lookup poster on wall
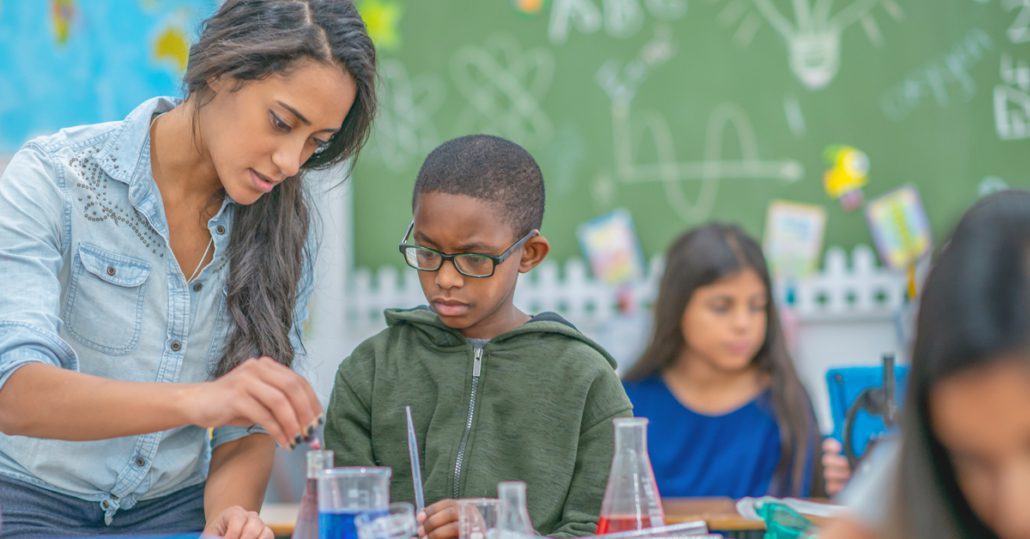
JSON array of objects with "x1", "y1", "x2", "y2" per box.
[
  {"x1": 865, "y1": 185, "x2": 932, "y2": 270},
  {"x1": 763, "y1": 200, "x2": 827, "y2": 278},
  {"x1": 576, "y1": 209, "x2": 645, "y2": 287}
]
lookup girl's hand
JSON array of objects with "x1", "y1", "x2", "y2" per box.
[
  {"x1": 418, "y1": 499, "x2": 460, "y2": 539},
  {"x1": 822, "y1": 437, "x2": 852, "y2": 496},
  {"x1": 202, "y1": 505, "x2": 273, "y2": 539},
  {"x1": 183, "y1": 356, "x2": 322, "y2": 450}
]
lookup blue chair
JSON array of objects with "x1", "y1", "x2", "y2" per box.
[{"x1": 826, "y1": 359, "x2": 909, "y2": 466}]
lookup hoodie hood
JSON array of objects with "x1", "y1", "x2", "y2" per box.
[{"x1": 383, "y1": 306, "x2": 618, "y2": 369}]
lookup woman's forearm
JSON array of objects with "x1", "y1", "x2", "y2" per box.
[
  {"x1": 205, "y1": 434, "x2": 276, "y2": 519},
  {"x1": 0, "y1": 363, "x2": 199, "y2": 439}
]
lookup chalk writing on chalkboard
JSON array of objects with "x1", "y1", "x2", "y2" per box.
[
  {"x1": 994, "y1": 54, "x2": 1030, "y2": 140},
  {"x1": 879, "y1": 29, "x2": 993, "y2": 122},
  {"x1": 716, "y1": 0, "x2": 905, "y2": 90},
  {"x1": 452, "y1": 36, "x2": 555, "y2": 143},
  {"x1": 1004, "y1": 0, "x2": 1030, "y2": 43},
  {"x1": 371, "y1": 60, "x2": 445, "y2": 172},
  {"x1": 783, "y1": 95, "x2": 807, "y2": 137},
  {"x1": 547, "y1": 0, "x2": 688, "y2": 44},
  {"x1": 596, "y1": 27, "x2": 802, "y2": 221}
]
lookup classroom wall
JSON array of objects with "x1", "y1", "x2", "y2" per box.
[
  {"x1": 1, "y1": 0, "x2": 1014, "y2": 503},
  {"x1": 348, "y1": 0, "x2": 1030, "y2": 269}
]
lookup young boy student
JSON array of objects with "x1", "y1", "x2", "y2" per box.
[{"x1": 324, "y1": 134, "x2": 633, "y2": 538}]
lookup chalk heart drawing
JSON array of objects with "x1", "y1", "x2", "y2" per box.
[
  {"x1": 371, "y1": 59, "x2": 445, "y2": 172},
  {"x1": 451, "y1": 36, "x2": 555, "y2": 142},
  {"x1": 713, "y1": 0, "x2": 904, "y2": 90}
]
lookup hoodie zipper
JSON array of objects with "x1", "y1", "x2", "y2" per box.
[{"x1": 452, "y1": 346, "x2": 483, "y2": 498}]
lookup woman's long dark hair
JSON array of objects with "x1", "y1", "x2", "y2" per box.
[
  {"x1": 183, "y1": 0, "x2": 376, "y2": 376},
  {"x1": 887, "y1": 190, "x2": 1030, "y2": 538},
  {"x1": 625, "y1": 223, "x2": 819, "y2": 496}
]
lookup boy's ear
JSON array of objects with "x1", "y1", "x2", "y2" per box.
[{"x1": 518, "y1": 233, "x2": 550, "y2": 273}]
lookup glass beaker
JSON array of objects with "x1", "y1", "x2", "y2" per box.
[
  {"x1": 355, "y1": 502, "x2": 417, "y2": 539},
  {"x1": 458, "y1": 498, "x2": 500, "y2": 539},
  {"x1": 597, "y1": 418, "x2": 665, "y2": 534},
  {"x1": 318, "y1": 467, "x2": 392, "y2": 539},
  {"x1": 491, "y1": 481, "x2": 534, "y2": 539},
  {"x1": 293, "y1": 449, "x2": 335, "y2": 539}
]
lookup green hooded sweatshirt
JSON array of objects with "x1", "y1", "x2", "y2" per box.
[{"x1": 325, "y1": 307, "x2": 633, "y2": 537}]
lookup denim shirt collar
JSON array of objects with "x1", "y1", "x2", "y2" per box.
[
  {"x1": 96, "y1": 96, "x2": 178, "y2": 187},
  {"x1": 97, "y1": 96, "x2": 235, "y2": 238}
]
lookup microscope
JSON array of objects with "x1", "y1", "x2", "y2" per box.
[{"x1": 841, "y1": 352, "x2": 901, "y2": 468}]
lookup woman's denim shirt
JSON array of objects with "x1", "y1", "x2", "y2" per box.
[{"x1": 0, "y1": 97, "x2": 316, "y2": 521}]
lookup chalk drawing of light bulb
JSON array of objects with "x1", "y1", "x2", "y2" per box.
[{"x1": 718, "y1": 0, "x2": 904, "y2": 90}]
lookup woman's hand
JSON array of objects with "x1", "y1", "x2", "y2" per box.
[
  {"x1": 418, "y1": 499, "x2": 460, "y2": 539},
  {"x1": 202, "y1": 505, "x2": 273, "y2": 539},
  {"x1": 822, "y1": 437, "x2": 852, "y2": 496},
  {"x1": 183, "y1": 356, "x2": 322, "y2": 449}
]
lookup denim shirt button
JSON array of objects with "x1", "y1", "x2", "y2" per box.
[
  {"x1": 170, "y1": 340, "x2": 182, "y2": 352},
  {"x1": 192, "y1": 282, "x2": 203, "y2": 292},
  {"x1": 215, "y1": 225, "x2": 225, "y2": 235},
  {"x1": 101, "y1": 500, "x2": 110, "y2": 509},
  {"x1": 134, "y1": 456, "x2": 146, "y2": 467},
  {"x1": 106, "y1": 266, "x2": 116, "y2": 276}
]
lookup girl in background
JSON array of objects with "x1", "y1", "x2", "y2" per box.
[
  {"x1": 624, "y1": 223, "x2": 847, "y2": 498},
  {"x1": 822, "y1": 190, "x2": 1030, "y2": 539}
]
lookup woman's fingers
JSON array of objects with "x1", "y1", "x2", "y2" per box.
[
  {"x1": 252, "y1": 357, "x2": 323, "y2": 435},
  {"x1": 244, "y1": 375, "x2": 305, "y2": 447},
  {"x1": 192, "y1": 357, "x2": 322, "y2": 449}
]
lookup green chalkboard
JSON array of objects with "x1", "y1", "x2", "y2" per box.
[{"x1": 351, "y1": 0, "x2": 1029, "y2": 269}]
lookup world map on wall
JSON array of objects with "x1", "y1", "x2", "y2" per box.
[{"x1": 0, "y1": 0, "x2": 217, "y2": 154}]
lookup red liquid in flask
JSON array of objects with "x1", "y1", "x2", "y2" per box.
[
  {"x1": 597, "y1": 418, "x2": 665, "y2": 535},
  {"x1": 596, "y1": 515, "x2": 659, "y2": 534}
]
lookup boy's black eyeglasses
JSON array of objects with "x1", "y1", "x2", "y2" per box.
[{"x1": 398, "y1": 221, "x2": 538, "y2": 278}]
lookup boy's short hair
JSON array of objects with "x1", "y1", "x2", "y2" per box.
[{"x1": 412, "y1": 134, "x2": 545, "y2": 236}]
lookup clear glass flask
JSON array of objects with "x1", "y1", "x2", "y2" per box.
[
  {"x1": 292, "y1": 449, "x2": 334, "y2": 539},
  {"x1": 597, "y1": 418, "x2": 665, "y2": 534},
  {"x1": 491, "y1": 481, "x2": 534, "y2": 539}
]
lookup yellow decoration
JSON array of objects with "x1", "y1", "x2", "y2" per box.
[
  {"x1": 823, "y1": 146, "x2": 869, "y2": 199},
  {"x1": 516, "y1": 0, "x2": 545, "y2": 14},
  {"x1": 51, "y1": 0, "x2": 76, "y2": 46},
  {"x1": 358, "y1": 0, "x2": 402, "y2": 51},
  {"x1": 154, "y1": 26, "x2": 190, "y2": 74}
]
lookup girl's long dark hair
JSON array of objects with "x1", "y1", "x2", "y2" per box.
[
  {"x1": 887, "y1": 190, "x2": 1030, "y2": 538},
  {"x1": 183, "y1": 0, "x2": 376, "y2": 376},
  {"x1": 625, "y1": 223, "x2": 819, "y2": 496}
]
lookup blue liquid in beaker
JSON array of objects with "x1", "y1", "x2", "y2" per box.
[{"x1": 319, "y1": 508, "x2": 388, "y2": 539}]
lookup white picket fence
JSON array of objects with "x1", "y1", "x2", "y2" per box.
[{"x1": 344, "y1": 244, "x2": 908, "y2": 334}]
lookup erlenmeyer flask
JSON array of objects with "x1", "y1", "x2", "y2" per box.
[
  {"x1": 597, "y1": 417, "x2": 665, "y2": 534},
  {"x1": 492, "y1": 481, "x2": 534, "y2": 539},
  {"x1": 293, "y1": 449, "x2": 334, "y2": 539}
]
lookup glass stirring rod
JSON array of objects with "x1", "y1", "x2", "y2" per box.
[{"x1": 405, "y1": 405, "x2": 426, "y2": 513}]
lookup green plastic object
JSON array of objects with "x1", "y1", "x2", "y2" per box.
[{"x1": 756, "y1": 502, "x2": 817, "y2": 539}]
